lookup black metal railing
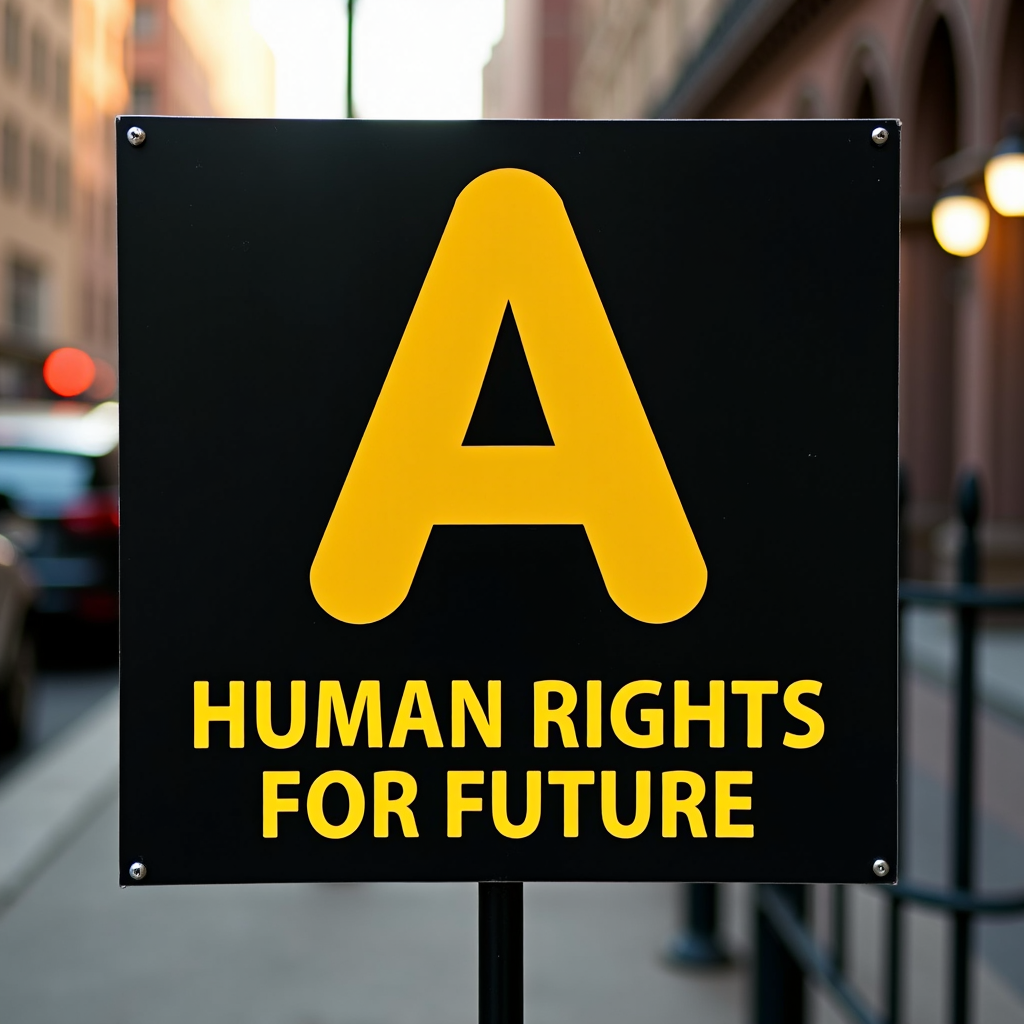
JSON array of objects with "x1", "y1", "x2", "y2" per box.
[
  {"x1": 754, "y1": 470, "x2": 1024, "y2": 1024},
  {"x1": 669, "y1": 470, "x2": 1024, "y2": 1024}
]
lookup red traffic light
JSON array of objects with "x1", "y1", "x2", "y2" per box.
[{"x1": 43, "y1": 347, "x2": 96, "y2": 397}]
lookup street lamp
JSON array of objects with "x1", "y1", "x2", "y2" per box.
[
  {"x1": 932, "y1": 188, "x2": 990, "y2": 257},
  {"x1": 984, "y1": 133, "x2": 1024, "y2": 217},
  {"x1": 930, "y1": 129, "x2": 1024, "y2": 255}
]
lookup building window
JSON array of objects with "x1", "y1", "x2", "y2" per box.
[
  {"x1": 53, "y1": 49, "x2": 68, "y2": 114},
  {"x1": 29, "y1": 26, "x2": 45, "y2": 94},
  {"x1": 3, "y1": 2, "x2": 21, "y2": 74},
  {"x1": 2, "y1": 118, "x2": 20, "y2": 193},
  {"x1": 81, "y1": 186, "x2": 94, "y2": 239},
  {"x1": 134, "y1": 4, "x2": 157, "y2": 40},
  {"x1": 10, "y1": 259, "x2": 42, "y2": 336},
  {"x1": 102, "y1": 195, "x2": 114, "y2": 247},
  {"x1": 80, "y1": 279, "x2": 94, "y2": 340},
  {"x1": 28, "y1": 137, "x2": 45, "y2": 207},
  {"x1": 132, "y1": 79, "x2": 156, "y2": 113},
  {"x1": 102, "y1": 290, "x2": 115, "y2": 341},
  {"x1": 54, "y1": 154, "x2": 68, "y2": 219}
]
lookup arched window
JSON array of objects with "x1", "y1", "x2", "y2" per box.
[
  {"x1": 852, "y1": 78, "x2": 877, "y2": 119},
  {"x1": 901, "y1": 18, "x2": 960, "y2": 532}
]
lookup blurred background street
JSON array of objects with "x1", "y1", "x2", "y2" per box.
[
  {"x1": 0, "y1": 633, "x2": 1021, "y2": 1023},
  {"x1": 1, "y1": 0, "x2": 1024, "y2": 1020}
]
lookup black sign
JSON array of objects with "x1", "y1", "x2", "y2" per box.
[{"x1": 118, "y1": 118, "x2": 899, "y2": 885}]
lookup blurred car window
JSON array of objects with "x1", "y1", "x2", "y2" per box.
[{"x1": 0, "y1": 451, "x2": 94, "y2": 516}]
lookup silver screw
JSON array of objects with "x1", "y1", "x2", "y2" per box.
[
  {"x1": 126, "y1": 126, "x2": 147, "y2": 147},
  {"x1": 128, "y1": 861, "x2": 147, "y2": 881},
  {"x1": 871, "y1": 126, "x2": 889, "y2": 146},
  {"x1": 872, "y1": 858, "x2": 890, "y2": 877}
]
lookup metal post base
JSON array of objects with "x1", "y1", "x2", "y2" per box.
[{"x1": 667, "y1": 883, "x2": 730, "y2": 967}]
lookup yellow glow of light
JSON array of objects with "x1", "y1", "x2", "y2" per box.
[
  {"x1": 984, "y1": 153, "x2": 1024, "y2": 217},
  {"x1": 931, "y1": 194, "x2": 990, "y2": 256}
]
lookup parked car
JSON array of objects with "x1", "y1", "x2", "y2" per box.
[
  {"x1": 0, "y1": 402, "x2": 119, "y2": 644},
  {"x1": 0, "y1": 528, "x2": 35, "y2": 754}
]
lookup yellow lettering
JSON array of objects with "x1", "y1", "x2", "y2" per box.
[
  {"x1": 194, "y1": 680, "x2": 244, "y2": 748},
  {"x1": 674, "y1": 680, "x2": 725, "y2": 747},
  {"x1": 586, "y1": 679, "x2": 602, "y2": 747},
  {"x1": 715, "y1": 770, "x2": 753, "y2": 838},
  {"x1": 661, "y1": 771, "x2": 707, "y2": 837},
  {"x1": 389, "y1": 680, "x2": 443, "y2": 748},
  {"x1": 534, "y1": 680, "x2": 578, "y2": 748},
  {"x1": 451, "y1": 680, "x2": 501, "y2": 747},
  {"x1": 600, "y1": 770, "x2": 651, "y2": 838},
  {"x1": 492, "y1": 771, "x2": 542, "y2": 838},
  {"x1": 610, "y1": 680, "x2": 663, "y2": 748},
  {"x1": 262, "y1": 770, "x2": 299, "y2": 838},
  {"x1": 783, "y1": 680, "x2": 825, "y2": 748},
  {"x1": 309, "y1": 168, "x2": 707, "y2": 626},
  {"x1": 730, "y1": 681, "x2": 778, "y2": 748},
  {"x1": 307, "y1": 770, "x2": 365, "y2": 838},
  {"x1": 316, "y1": 680, "x2": 383, "y2": 747},
  {"x1": 548, "y1": 770, "x2": 595, "y2": 837},
  {"x1": 256, "y1": 680, "x2": 306, "y2": 749},
  {"x1": 447, "y1": 770, "x2": 484, "y2": 837},
  {"x1": 373, "y1": 771, "x2": 419, "y2": 837}
]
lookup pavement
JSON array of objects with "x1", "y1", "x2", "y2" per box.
[
  {"x1": 0, "y1": 634, "x2": 1021, "y2": 1024},
  {"x1": 905, "y1": 605, "x2": 1024, "y2": 723}
]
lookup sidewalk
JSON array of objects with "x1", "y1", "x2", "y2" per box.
[
  {"x1": 905, "y1": 605, "x2": 1024, "y2": 723},
  {"x1": 0, "y1": 800, "x2": 747, "y2": 1024}
]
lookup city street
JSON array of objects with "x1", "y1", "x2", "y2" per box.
[{"x1": 1, "y1": 0, "x2": 1022, "y2": 1020}]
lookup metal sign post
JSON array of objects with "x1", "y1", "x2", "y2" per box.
[{"x1": 479, "y1": 883, "x2": 523, "y2": 1024}]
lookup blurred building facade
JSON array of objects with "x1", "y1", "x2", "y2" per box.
[
  {"x1": 1, "y1": 0, "x2": 273, "y2": 399},
  {"x1": 483, "y1": 0, "x2": 581, "y2": 118},
  {"x1": 486, "y1": 0, "x2": 1024, "y2": 579},
  {"x1": 130, "y1": 0, "x2": 274, "y2": 118},
  {"x1": 73, "y1": 0, "x2": 132, "y2": 373},
  {"x1": 0, "y1": 0, "x2": 74, "y2": 393},
  {"x1": 571, "y1": 0, "x2": 727, "y2": 119}
]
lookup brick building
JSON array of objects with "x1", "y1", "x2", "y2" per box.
[
  {"x1": 73, "y1": 0, "x2": 132, "y2": 375},
  {"x1": 484, "y1": 0, "x2": 581, "y2": 118},
  {"x1": 1, "y1": 0, "x2": 273, "y2": 401},
  {"x1": 487, "y1": 0, "x2": 1024, "y2": 579},
  {"x1": 129, "y1": 0, "x2": 274, "y2": 119},
  {"x1": 0, "y1": 0, "x2": 74, "y2": 393}
]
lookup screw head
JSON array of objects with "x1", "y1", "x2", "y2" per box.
[
  {"x1": 871, "y1": 126, "x2": 889, "y2": 146},
  {"x1": 872, "y1": 858, "x2": 890, "y2": 877},
  {"x1": 128, "y1": 861, "x2": 147, "y2": 881},
  {"x1": 126, "y1": 126, "x2": 147, "y2": 147}
]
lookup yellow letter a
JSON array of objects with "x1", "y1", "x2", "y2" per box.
[{"x1": 310, "y1": 168, "x2": 706, "y2": 624}]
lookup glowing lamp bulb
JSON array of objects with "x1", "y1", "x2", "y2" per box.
[
  {"x1": 43, "y1": 347, "x2": 96, "y2": 397},
  {"x1": 931, "y1": 192, "x2": 990, "y2": 257},
  {"x1": 984, "y1": 137, "x2": 1024, "y2": 217}
]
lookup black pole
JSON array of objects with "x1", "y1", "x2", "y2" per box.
[
  {"x1": 831, "y1": 885, "x2": 845, "y2": 971},
  {"x1": 346, "y1": 0, "x2": 355, "y2": 118},
  {"x1": 753, "y1": 884, "x2": 806, "y2": 1024},
  {"x1": 479, "y1": 882, "x2": 523, "y2": 1024},
  {"x1": 668, "y1": 883, "x2": 728, "y2": 965},
  {"x1": 951, "y1": 471, "x2": 979, "y2": 1024}
]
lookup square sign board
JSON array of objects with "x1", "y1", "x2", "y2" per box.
[{"x1": 118, "y1": 118, "x2": 898, "y2": 886}]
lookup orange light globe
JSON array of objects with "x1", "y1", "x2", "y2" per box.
[{"x1": 43, "y1": 347, "x2": 96, "y2": 397}]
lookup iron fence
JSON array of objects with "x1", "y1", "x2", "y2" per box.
[{"x1": 670, "y1": 470, "x2": 1024, "y2": 1024}]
